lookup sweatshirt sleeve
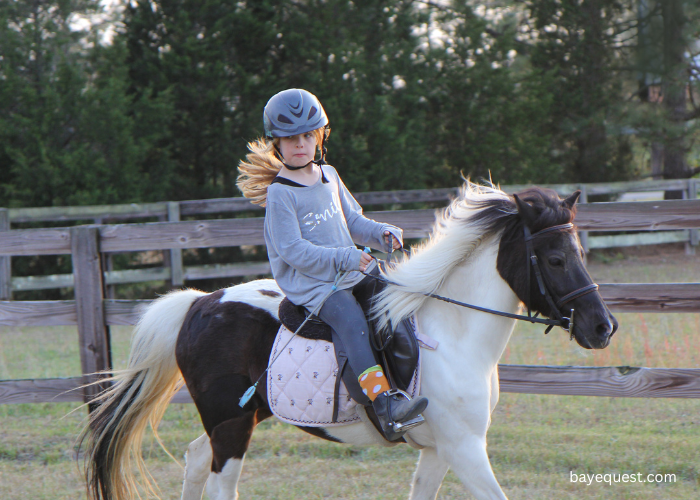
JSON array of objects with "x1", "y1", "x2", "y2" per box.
[
  {"x1": 334, "y1": 171, "x2": 404, "y2": 252},
  {"x1": 266, "y1": 199, "x2": 363, "y2": 281}
]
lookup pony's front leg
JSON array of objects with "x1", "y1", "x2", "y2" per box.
[
  {"x1": 425, "y1": 382, "x2": 508, "y2": 500},
  {"x1": 408, "y1": 446, "x2": 449, "y2": 500},
  {"x1": 439, "y1": 434, "x2": 508, "y2": 500},
  {"x1": 181, "y1": 433, "x2": 212, "y2": 500}
]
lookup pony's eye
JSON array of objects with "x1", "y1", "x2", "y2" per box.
[{"x1": 548, "y1": 256, "x2": 564, "y2": 267}]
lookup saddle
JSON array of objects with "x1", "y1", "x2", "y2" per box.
[{"x1": 277, "y1": 291, "x2": 419, "y2": 418}]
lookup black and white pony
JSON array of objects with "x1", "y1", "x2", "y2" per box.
[{"x1": 80, "y1": 183, "x2": 617, "y2": 500}]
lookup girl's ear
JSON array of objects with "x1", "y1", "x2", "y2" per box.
[
  {"x1": 513, "y1": 194, "x2": 538, "y2": 228},
  {"x1": 562, "y1": 190, "x2": 581, "y2": 209}
]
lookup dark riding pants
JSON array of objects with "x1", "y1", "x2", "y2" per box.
[{"x1": 317, "y1": 268, "x2": 384, "y2": 378}]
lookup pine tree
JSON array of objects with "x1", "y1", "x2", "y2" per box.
[
  {"x1": 523, "y1": 0, "x2": 634, "y2": 183},
  {"x1": 0, "y1": 0, "x2": 168, "y2": 207}
]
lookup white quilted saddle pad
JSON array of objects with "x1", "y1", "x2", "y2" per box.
[{"x1": 267, "y1": 318, "x2": 429, "y2": 427}]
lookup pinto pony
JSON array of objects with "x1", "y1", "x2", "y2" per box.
[{"x1": 80, "y1": 183, "x2": 617, "y2": 500}]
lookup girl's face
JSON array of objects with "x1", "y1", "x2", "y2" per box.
[{"x1": 278, "y1": 132, "x2": 318, "y2": 168}]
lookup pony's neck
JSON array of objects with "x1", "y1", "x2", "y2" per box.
[{"x1": 418, "y1": 239, "x2": 521, "y2": 367}]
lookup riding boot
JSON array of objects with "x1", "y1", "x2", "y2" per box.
[{"x1": 372, "y1": 391, "x2": 428, "y2": 441}]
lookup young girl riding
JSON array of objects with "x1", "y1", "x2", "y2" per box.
[{"x1": 237, "y1": 88, "x2": 428, "y2": 440}]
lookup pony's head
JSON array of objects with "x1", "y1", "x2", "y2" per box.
[
  {"x1": 470, "y1": 185, "x2": 617, "y2": 349},
  {"x1": 376, "y1": 182, "x2": 617, "y2": 349}
]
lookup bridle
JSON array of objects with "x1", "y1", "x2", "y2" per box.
[
  {"x1": 370, "y1": 221, "x2": 599, "y2": 337},
  {"x1": 522, "y1": 222, "x2": 599, "y2": 336}
]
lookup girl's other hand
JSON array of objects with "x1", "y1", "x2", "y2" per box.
[
  {"x1": 359, "y1": 250, "x2": 372, "y2": 272},
  {"x1": 384, "y1": 231, "x2": 402, "y2": 250}
]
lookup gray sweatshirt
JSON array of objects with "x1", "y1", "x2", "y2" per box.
[{"x1": 264, "y1": 165, "x2": 403, "y2": 311}]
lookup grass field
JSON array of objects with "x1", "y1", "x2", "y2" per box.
[{"x1": 0, "y1": 245, "x2": 698, "y2": 499}]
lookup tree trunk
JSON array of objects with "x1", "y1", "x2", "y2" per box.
[
  {"x1": 574, "y1": 0, "x2": 609, "y2": 183},
  {"x1": 650, "y1": 142, "x2": 663, "y2": 180},
  {"x1": 661, "y1": 0, "x2": 689, "y2": 200}
]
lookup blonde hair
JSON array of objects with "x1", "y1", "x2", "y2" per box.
[{"x1": 236, "y1": 127, "x2": 327, "y2": 206}]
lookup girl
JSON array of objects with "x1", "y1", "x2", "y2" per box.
[{"x1": 237, "y1": 88, "x2": 427, "y2": 440}]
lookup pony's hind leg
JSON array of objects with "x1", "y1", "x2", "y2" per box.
[
  {"x1": 205, "y1": 409, "x2": 270, "y2": 500},
  {"x1": 409, "y1": 447, "x2": 450, "y2": 500},
  {"x1": 182, "y1": 433, "x2": 212, "y2": 500}
]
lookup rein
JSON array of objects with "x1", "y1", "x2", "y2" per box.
[{"x1": 370, "y1": 222, "x2": 599, "y2": 336}]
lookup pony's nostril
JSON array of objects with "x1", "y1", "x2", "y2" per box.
[{"x1": 596, "y1": 320, "x2": 612, "y2": 338}]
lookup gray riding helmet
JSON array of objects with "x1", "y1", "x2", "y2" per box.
[{"x1": 263, "y1": 89, "x2": 328, "y2": 138}]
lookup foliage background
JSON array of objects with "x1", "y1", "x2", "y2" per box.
[
  {"x1": 1, "y1": 0, "x2": 698, "y2": 208},
  {"x1": 0, "y1": 0, "x2": 698, "y2": 300}
]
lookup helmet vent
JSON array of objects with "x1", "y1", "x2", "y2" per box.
[{"x1": 277, "y1": 114, "x2": 294, "y2": 124}]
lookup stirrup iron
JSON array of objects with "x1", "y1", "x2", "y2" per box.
[{"x1": 385, "y1": 389, "x2": 426, "y2": 431}]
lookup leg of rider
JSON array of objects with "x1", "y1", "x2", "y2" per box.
[
  {"x1": 318, "y1": 287, "x2": 427, "y2": 435},
  {"x1": 317, "y1": 288, "x2": 383, "y2": 391}
]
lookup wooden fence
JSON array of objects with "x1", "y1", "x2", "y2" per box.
[
  {"x1": 1, "y1": 179, "x2": 698, "y2": 297},
  {"x1": 0, "y1": 191, "x2": 699, "y2": 405}
]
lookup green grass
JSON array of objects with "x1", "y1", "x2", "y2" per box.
[{"x1": 0, "y1": 245, "x2": 698, "y2": 499}]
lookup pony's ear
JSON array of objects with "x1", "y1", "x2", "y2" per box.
[
  {"x1": 513, "y1": 194, "x2": 538, "y2": 228},
  {"x1": 562, "y1": 190, "x2": 581, "y2": 209}
]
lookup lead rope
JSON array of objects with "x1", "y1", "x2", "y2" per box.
[{"x1": 239, "y1": 270, "x2": 348, "y2": 408}]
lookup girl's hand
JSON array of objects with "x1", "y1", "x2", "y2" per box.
[
  {"x1": 384, "y1": 231, "x2": 402, "y2": 251},
  {"x1": 359, "y1": 251, "x2": 373, "y2": 272}
]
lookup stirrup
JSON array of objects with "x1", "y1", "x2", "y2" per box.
[{"x1": 385, "y1": 389, "x2": 426, "y2": 432}]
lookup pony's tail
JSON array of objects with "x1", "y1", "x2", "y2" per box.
[{"x1": 80, "y1": 289, "x2": 206, "y2": 500}]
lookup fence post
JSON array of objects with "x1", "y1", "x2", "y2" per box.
[
  {"x1": 688, "y1": 179, "x2": 698, "y2": 255},
  {"x1": 71, "y1": 226, "x2": 112, "y2": 407},
  {"x1": 578, "y1": 185, "x2": 589, "y2": 262},
  {"x1": 0, "y1": 209, "x2": 11, "y2": 300},
  {"x1": 168, "y1": 201, "x2": 184, "y2": 287}
]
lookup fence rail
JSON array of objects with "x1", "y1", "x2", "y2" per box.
[
  {"x1": 5, "y1": 178, "x2": 698, "y2": 223},
  {"x1": 2, "y1": 282, "x2": 699, "y2": 330},
  {"x1": 1, "y1": 180, "x2": 698, "y2": 295},
  {"x1": 0, "y1": 183, "x2": 698, "y2": 405},
  {"x1": 3, "y1": 200, "x2": 700, "y2": 257},
  {"x1": 1, "y1": 200, "x2": 699, "y2": 295},
  {"x1": 2, "y1": 364, "x2": 700, "y2": 405}
]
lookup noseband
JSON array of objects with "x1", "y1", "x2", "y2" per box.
[{"x1": 523, "y1": 223, "x2": 599, "y2": 335}]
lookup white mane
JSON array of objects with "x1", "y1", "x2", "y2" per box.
[{"x1": 373, "y1": 182, "x2": 514, "y2": 330}]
